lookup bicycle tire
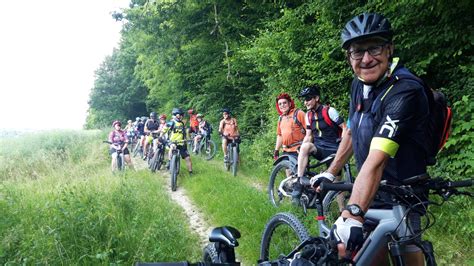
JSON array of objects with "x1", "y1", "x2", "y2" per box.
[
  {"x1": 156, "y1": 149, "x2": 164, "y2": 170},
  {"x1": 231, "y1": 146, "x2": 238, "y2": 176},
  {"x1": 200, "y1": 139, "x2": 217, "y2": 160},
  {"x1": 117, "y1": 154, "x2": 123, "y2": 171},
  {"x1": 170, "y1": 154, "x2": 178, "y2": 191},
  {"x1": 322, "y1": 190, "x2": 348, "y2": 232},
  {"x1": 133, "y1": 142, "x2": 142, "y2": 158},
  {"x1": 202, "y1": 243, "x2": 219, "y2": 263},
  {"x1": 268, "y1": 159, "x2": 294, "y2": 207},
  {"x1": 150, "y1": 150, "x2": 159, "y2": 172},
  {"x1": 259, "y1": 212, "x2": 310, "y2": 262},
  {"x1": 224, "y1": 145, "x2": 231, "y2": 171}
]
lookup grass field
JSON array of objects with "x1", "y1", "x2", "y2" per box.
[{"x1": 1, "y1": 130, "x2": 472, "y2": 265}]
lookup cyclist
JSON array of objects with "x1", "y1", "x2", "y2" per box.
[
  {"x1": 291, "y1": 85, "x2": 345, "y2": 204},
  {"x1": 218, "y1": 108, "x2": 240, "y2": 162},
  {"x1": 124, "y1": 119, "x2": 135, "y2": 143},
  {"x1": 162, "y1": 108, "x2": 193, "y2": 175},
  {"x1": 192, "y1": 113, "x2": 212, "y2": 154},
  {"x1": 136, "y1": 116, "x2": 146, "y2": 151},
  {"x1": 187, "y1": 109, "x2": 199, "y2": 136},
  {"x1": 108, "y1": 120, "x2": 134, "y2": 170},
  {"x1": 143, "y1": 112, "x2": 160, "y2": 160},
  {"x1": 274, "y1": 93, "x2": 306, "y2": 160},
  {"x1": 311, "y1": 13, "x2": 430, "y2": 264}
]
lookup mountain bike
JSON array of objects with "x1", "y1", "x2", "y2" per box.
[
  {"x1": 136, "y1": 226, "x2": 241, "y2": 266},
  {"x1": 132, "y1": 136, "x2": 143, "y2": 158},
  {"x1": 104, "y1": 140, "x2": 125, "y2": 172},
  {"x1": 224, "y1": 137, "x2": 240, "y2": 176},
  {"x1": 196, "y1": 133, "x2": 217, "y2": 160},
  {"x1": 268, "y1": 154, "x2": 353, "y2": 222},
  {"x1": 149, "y1": 137, "x2": 166, "y2": 172},
  {"x1": 168, "y1": 139, "x2": 190, "y2": 191},
  {"x1": 259, "y1": 175, "x2": 473, "y2": 265}
]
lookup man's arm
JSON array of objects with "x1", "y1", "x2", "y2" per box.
[
  {"x1": 275, "y1": 135, "x2": 283, "y2": 151},
  {"x1": 342, "y1": 149, "x2": 389, "y2": 222}
]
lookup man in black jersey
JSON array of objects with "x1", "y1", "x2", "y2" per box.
[{"x1": 310, "y1": 13, "x2": 429, "y2": 264}]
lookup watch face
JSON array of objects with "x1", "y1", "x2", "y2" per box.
[{"x1": 348, "y1": 205, "x2": 361, "y2": 215}]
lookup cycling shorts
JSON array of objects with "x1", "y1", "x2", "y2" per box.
[{"x1": 175, "y1": 145, "x2": 190, "y2": 159}]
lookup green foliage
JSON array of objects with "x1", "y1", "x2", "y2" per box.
[{"x1": 431, "y1": 96, "x2": 474, "y2": 177}]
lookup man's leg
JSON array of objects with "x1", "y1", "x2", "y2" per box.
[
  {"x1": 222, "y1": 138, "x2": 228, "y2": 161},
  {"x1": 292, "y1": 143, "x2": 317, "y2": 205}
]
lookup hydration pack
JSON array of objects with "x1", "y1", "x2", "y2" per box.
[
  {"x1": 278, "y1": 108, "x2": 305, "y2": 134},
  {"x1": 377, "y1": 74, "x2": 453, "y2": 166}
]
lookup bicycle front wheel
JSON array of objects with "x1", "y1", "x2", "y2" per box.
[
  {"x1": 231, "y1": 146, "x2": 238, "y2": 176},
  {"x1": 156, "y1": 149, "x2": 164, "y2": 170},
  {"x1": 170, "y1": 154, "x2": 178, "y2": 191},
  {"x1": 133, "y1": 142, "x2": 142, "y2": 158},
  {"x1": 203, "y1": 243, "x2": 219, "y2": 263},
  {"x1": 268, "y1": 159, "x2": 294, "y2": 207},
  {"x1": 200, "y1": 139, "x2": 217, "y2": 160},
  {"x1": 260, "y1": 212, "x2": 310, "y2": 262},
  {"x1": 322, "y1": 190, "x2": 348, "y2": 235},
  {"x1": 150, "y1": 150, "x2": 159, "y2": 172}
]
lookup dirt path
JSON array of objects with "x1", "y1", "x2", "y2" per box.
[{"x1": 134, "y1": 158, "x2": 213, "y2": 247}]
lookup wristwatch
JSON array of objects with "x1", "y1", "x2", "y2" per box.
[{"x1": 345, "y1": 204, "x2": 365, "y2": 218}]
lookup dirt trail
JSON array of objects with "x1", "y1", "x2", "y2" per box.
[{"x1": 134, "y1": 158, "x2": 213, "y2": 247}]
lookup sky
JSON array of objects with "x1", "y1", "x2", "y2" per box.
[{"x1": 0, "y1": 0, "x2": 130, "y2": 130}]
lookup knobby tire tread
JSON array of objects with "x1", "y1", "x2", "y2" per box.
[
  {"x1": 268, "y1": 159, "x2": 293, "y2": 207},
  {"x1": 260, "y1": 212, "x2": 310, "y2": 262}
]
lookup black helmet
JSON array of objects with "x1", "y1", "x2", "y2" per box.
[
  {"x1": 299, "y1": 85, "x2": 321, "y2": 98},
  {"x1": 172, "y1": 108, "x2": 184, "y2": 115},
  {"x1": 150, "y1": 112, "x2": 157, "y2": 118},
  {"x1": 341, "y1": 13, "x2": 393, "y2": 50},
  {"x1": 222, "y1": 108, "x2": 231, "y2": 114}
]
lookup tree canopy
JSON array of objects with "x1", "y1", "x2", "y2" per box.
[{"x1": 86, "y1": 0, "x2": 474, "y2": 175}]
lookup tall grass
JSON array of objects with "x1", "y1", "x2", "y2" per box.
[
  {"x1": 0, "y1": 130, "x2": 201, "y2": 264},
  {"x1": 1, "y1": 131, "x2": 472, "y2": 264}
]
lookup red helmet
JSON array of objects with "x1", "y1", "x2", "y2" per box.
[
  {"x1": 275, "y1": 93, "x2": 295, "y2": 115},
  {"x1": 112, "y1": 120, "x2": 122, "y2": 127},
  {"x1": 159, "y1": 114, "x2": 167, "y2": 120},
  {"x1": 187, "y1": 109, "x2": 194, "y2": 114}
]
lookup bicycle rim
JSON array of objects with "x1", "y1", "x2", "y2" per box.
[
  {"x1": 200, "y1": 140, "x2": 216, "y2": 160},
  {"x1": 322, "y1": 190, "x2": 348, "y2": 235},
  {"x1": 260, "y1": 212, "x2": 310, "y2": 262},
  {"x1": 232, "y1": 146, "x2": 238, "y2": 176},
  {"x1": 268, "y1": 160, "x2": 294, "y2": 207}
]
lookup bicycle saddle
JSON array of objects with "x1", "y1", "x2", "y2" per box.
[{"x1": 208, "y1": 226, "x2": 241, "y2": 247}]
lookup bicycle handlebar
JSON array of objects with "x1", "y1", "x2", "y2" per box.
[{"x1": 320, "y1": 178, "x2": 473, "y2": 196}]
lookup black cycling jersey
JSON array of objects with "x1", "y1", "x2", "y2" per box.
[
  {"x1": 348, "y1": 62, "x2": 430, "y2": 184},
  {"x1": 145, "y1": 119, "x2": 159, "y2": 132},
  {"x1": 306, "y1": 105, "x2": 344, "y2": 151}
]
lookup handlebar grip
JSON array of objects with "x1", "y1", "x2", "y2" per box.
[
  {"x1": 446, "y1": 179, "x2": 473, "y2": 188},
  {"x1": 320, "y1": 182, "x2": 353, "y2": 192}
]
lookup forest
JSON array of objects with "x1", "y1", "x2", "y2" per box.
[{"x1": 86, "y1": 0, "x2": 473, "y2": 178}]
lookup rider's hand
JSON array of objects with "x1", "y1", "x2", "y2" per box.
[
  {"x1": 310, "y1": 172, "x2": 335, "y2": 189},
  {"x1": 273, "y1": 150, "x2": 279, "y2": 160},
  {"x1": 330, "y1": 216, "x2": 364, "y2": 256}
]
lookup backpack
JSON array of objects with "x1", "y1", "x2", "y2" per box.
[
  {"x1": 321, "y1": 105, "x2": 343, "y2": 138},
  {"x1": 278, "y1": 108, "x2": 305, "y2": 134},
  {"x1": 378, "y1": 74, "x2": 453, "y2": 166}
]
